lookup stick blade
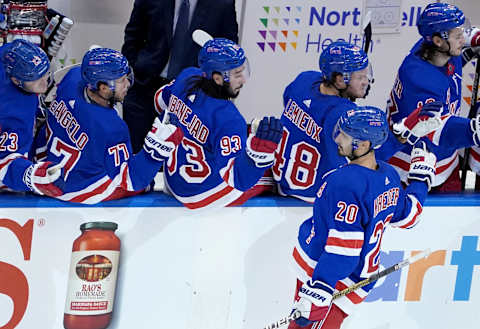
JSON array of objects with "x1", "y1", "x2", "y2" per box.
[
  {"x1": 362, "y1": 10, "x2": 372, "y2": 31},
  {"x1": 192, "y1": 29, "x2": 213, "y2": 47},
  {"x1": 409, "y1": 248, "x2": 431, "y2": 264}
]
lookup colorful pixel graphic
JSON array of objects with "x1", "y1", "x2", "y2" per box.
[{"x1": 257, "y1": 5, "x2": 301, "y2": 52}]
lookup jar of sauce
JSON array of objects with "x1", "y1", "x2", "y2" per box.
[{"x1": 64, "y1": 221, "x2": 120, "y2": 329}]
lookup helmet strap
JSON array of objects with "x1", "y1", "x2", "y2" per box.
[
  {"x1": 85, "y1": 86, "x2": 116, "y2": 108},
  {"x1": 347, "y1": 140, "x2": 373, "y2": 161}
]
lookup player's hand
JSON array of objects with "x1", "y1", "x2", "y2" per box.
[
  {"x1": 143, "y1": 117, "x2": 184, "y2": 162},
  {"x1": 292, "y1": 279, "x2": 333, "y2": 327},
  {"x1": 23, "y1": 162, "x2": 65, "y2": 197},
  {"x1": 465, "y1": 27, "x2": 480, "y2": 48},
  {"x1": 393, "y1": 101, "x2": 443, "y2": 145},
  {"x1": 408, "y1": 141, "x2": 436, "y2": 191},
  {"x1": 246, "y1": 116, "x2": 283, "y2": 168}
]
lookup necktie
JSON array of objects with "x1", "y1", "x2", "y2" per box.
[{"x1": 167, "y1": 0, "x2": 190, "y2": 79}]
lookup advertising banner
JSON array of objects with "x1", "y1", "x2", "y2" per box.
[
  {"x1": 235, "y1": 0, "x2": 443, "y2": 121},
  {"x1": 1, "y1": 196, "x2": 480, "y2": 329}
]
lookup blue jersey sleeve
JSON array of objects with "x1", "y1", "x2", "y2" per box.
[
  {"x1": 103, "y1": 128, "x2": 162, "y2": 191},
  {"x1": 376, "y1": 130, "x2": 407, "y2": 161},
  {"x1": 214, "y1": 116, "x2": 267, "y2": 192},
  {"x1": 390, "y1": 181, "x2": 427, "y2": 229},
  {"x1": 431, "y1": 115, "x2": 477, "y2": 149},
  {"x1": 0, "y1": 92, "x2": 40, "y2": 192}
]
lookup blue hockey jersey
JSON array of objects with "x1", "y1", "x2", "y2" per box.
[
  {"x1": 387, "y1": 38, "x2": 468, "y2": 186},
  {"x1": 273, "y1": 71, "x2": 403, "y2": 202},
  {"x1": 292, "y1": 161, "x2": 427, "y2": 315},
  {"x1": 154, "y1": 67, "x2": 268, "y2": 209},
  {"x1": 45, "y1": 67, "x2": 162, "y2": 204},
  {"x1": 0, "y1": 73, "x2": 45, "y2": 192},
  {"x1": 273, "y1": 71, "x2": 356, "y2": 203}
]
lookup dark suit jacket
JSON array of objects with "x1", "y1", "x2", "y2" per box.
[{"x1": 121, "y1": 0, "x2": 239, "y2": 86}]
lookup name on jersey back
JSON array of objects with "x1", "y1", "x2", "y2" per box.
[
  {"x1": 167, "y1": 95, "x2": 209, "y2": 144},
  {"x1": 283, "y1": 99, "x2": 322, "y2": 143},
  {"x1": 49, "y1": 100, "x2": 89, "y2": 150}
]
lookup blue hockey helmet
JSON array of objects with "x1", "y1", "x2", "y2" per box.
[
  {"x1": 1, "y1": 39, "x2": 49, "y2": 84},
  {"x1": 81, "y1": 47, "x2": 133, "y2": 91},
  {"x1": 319, "y1": 41, "x2": 368, "y2": 84},
  {"x1": 333, "y1": 106, "x2": 388, "y2": 151},
  {"x1": 198, "y1": 38, "x2": 247, "y2": 82},
  {"x1": 417, "y1": 3, "x2": 465, "y2": 42}
]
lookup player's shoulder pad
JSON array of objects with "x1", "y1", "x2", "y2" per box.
[
  {"x1": 292, "y1": 70, "x2": 323, "y2": 86},
  {"x1": 212, "y1": 100, "x2": 245, "y2": 128},
  {"x1": 323, "y1": 165, "x2": 360, "y2": 190},
  {"x1": 377, "y1": 160, "x2": 402, "y2": 181},
  {"x1": 58, "y1": 66, "x2": 83, "y2": 90},
  {"x1": 176, "y1": 67, "x2": 203, "y2": 84},
  {"x1": 0, "y1": 79, "x2": 38, "y2": 117},
  {"x1": 55, "y1": 66, "x2": 84, "y2": 101},
  {"x1": 400, "y1": 53, "x2": 449, "y2": 93}
]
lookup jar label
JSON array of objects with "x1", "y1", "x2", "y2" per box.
[{"x1": 64, "y1": 250, "x2": 120, "y2": 315}]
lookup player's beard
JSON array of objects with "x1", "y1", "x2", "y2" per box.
[{"x1": 224, "y1": 82, "x2": 241, "y2": 99}]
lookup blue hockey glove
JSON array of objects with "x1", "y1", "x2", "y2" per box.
[
  {"x1": 143, "y1": 117, "x2": 184, "y2": 162},
  {"x1": 408, "y1": 141, "x2": 437, "y2": 191},
  {"x1": 393, "y1": 101, "x2": 443, "y2": 145},
  {"x1": 246, "y1": 116, "x2": 283, "y2": 168},
  {"x1": 292, "y1": 279, "x2": 333, "y2": 327},
  {"x1": 23, "y1": 161, "x2": 65, "y2": 197}
]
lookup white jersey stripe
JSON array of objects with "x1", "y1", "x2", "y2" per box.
[{"x1": 390, "y1": 194, "x2": 422, "y2": 229}]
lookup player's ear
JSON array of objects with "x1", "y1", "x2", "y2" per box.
[
  {"x1": 358, "y1": 140, "x2": 371, "y2": 153},
  {"x1": 97, "y1": 82, "x2": 110, "y2": 94},
  {"x1": 212, "y1": 72, "x2": 224, "y2": 86},
  {"x1": 10, "y1": 77, "x2": 20, "y2": 87},
  {"x1": 333, "y1": 73, "x2": 346, "y2": 89},
  {"x1": 432, "y1": 35, "x2": 445, "y2": 48}
]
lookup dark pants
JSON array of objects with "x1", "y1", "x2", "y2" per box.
[{"x1": 123, "y1": 77, "x2": 169, "y2": 154}]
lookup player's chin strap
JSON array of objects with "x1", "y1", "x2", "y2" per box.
[
  {"x1": 84, "y1": 86, "x2": 116, "y2": 108},
  {"x1": 346, "y1": 140, "x2": 373, "y2": 161}
]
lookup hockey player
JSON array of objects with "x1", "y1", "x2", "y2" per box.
[
  {"x1": 154, "y1": 38, "x2": 283, "y2": 209},
  {"x1": 0, "y1": 39, "x2": 64, "y2": 197},
  {"x1": 44, "y1": 47, "x2": 183, "y2": 204},
  {"x1": 273, "y1": 41, "x2": 441, "y2": 202},
  {"x1": 387, "y1": 2, "x2": 480, "y2": 192},
  {"x1": 288, "y1": 106, "x2": 435, "y2": 329}
]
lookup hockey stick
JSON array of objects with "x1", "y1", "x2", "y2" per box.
[
  {"x1": 461, "y1": 56, "x2": 480, "y2": 190},
  {"x1": 362, "y1": 11, "x2": 373, "y2": 98},
  {"x1": 362, "y1": 11, "x2": 372, "y2": 54},
  {"x1": 262, "y1": 249, "x2": 431, "y2": 329}
]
